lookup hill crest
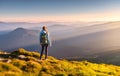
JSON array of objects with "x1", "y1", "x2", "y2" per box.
[{"x1": 0, "y1": 48, "x2": 120, "y2": 76}]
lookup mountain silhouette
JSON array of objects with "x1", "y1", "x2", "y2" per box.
[{"x1": 0, "y1": 28, "x2": 39, "y2": 51}]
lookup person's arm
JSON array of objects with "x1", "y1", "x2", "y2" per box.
[
  {"x1": 39, "y1": 32, "x2": 42, "y2": 44},
  {"x1": 48, "y1": 32, "x2": 52, "y2": 47}
]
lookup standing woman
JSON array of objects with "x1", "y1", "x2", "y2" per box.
[{"x1": 39, "y1": 26, "x2": 51, "y2": 60}]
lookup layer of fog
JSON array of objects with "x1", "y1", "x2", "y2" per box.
[{"x1": 0, "y1": 21, "x2": 120, "y2": 58}]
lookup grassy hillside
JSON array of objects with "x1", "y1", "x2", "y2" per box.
[{"x1": 0, "y1": 48, "x2": 120, "y2": 76}]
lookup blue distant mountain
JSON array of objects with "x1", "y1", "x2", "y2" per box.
[{"x1": 0, "y1": 28, "x2": 40, "y2": 51}]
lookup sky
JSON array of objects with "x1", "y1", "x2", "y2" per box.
[{"x1": 0, "y1": 0, "x2": 120, "y2": 22}]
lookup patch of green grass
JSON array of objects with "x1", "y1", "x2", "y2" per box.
[
  {"x1": 22, "y1": 60, "x2": 42, "y2": 73},
  {"x1": 0, "y1": 62, "x2": 22, "y2": 73},
  {"x1": 0, "y1": 48, "x2": 120, "y2": 76},
  {"x1": 11, "y1": 59, "x2": 26, "y2": 69},
  {"x1": 11, "y1": 48, "x2": 40, "y2": 58}
]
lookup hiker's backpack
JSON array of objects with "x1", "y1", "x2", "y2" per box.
[{"x1": 41, "y1": 32, "x2": 48, "y2": 44}]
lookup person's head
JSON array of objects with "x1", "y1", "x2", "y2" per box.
[{"x1": 42, "y1": 26, "x2": 48, "y2": 32}]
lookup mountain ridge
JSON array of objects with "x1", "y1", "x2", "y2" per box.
[{"x1": 0, "y1": 28, "x2": 39, "y2": 51}]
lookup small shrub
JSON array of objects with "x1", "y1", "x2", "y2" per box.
[
  {"x1": 22, "y1": 60, "x2": 41, "y2": 73},
  {"x1": 0, "y1": 62, "x2": 22, "y2": 73},
  {"x1": 11, "y1": 59, "x2": 26, "y2": 69},
  {"x1": 11, "y1": 48, "x2": 40, "y2": 58}
]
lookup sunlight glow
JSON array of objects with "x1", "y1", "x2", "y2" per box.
[{"x1": 0, "y1": 10, "x2": 120, "y2": 22}]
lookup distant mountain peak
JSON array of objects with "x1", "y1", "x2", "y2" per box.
[
  {"x1": 14, "y1": 27, "x2": 27, "y2": 32},
  {"x1": 9, "y1": 27, "x2": 29, "y2": 36},
  {"x1": 8, "y1": 27, "x2": 39, "y2": 37}
]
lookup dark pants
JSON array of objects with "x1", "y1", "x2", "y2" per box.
[{"x1": 40, "y1": 44, "x2": 48, "y2": 59}]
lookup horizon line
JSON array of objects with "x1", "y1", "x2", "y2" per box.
[{"x1": 1, "y1": 20, "x2": 120, "y2": 23}]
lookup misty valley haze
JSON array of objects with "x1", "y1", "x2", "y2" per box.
[{"x1": 0, "y1": 21, "x2": 120, "y2": 65}]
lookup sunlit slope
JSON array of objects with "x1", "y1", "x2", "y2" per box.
[{"x1": 0, "y1": 48, "x2": 120, "y2": 76}]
